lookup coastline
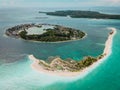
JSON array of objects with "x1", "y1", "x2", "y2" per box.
[
  {"x1": 29, "y1": 27, "x2": 116, "y2": 77},
  {"x1": 6, "y1": 23, "x2": 86, "y2": 43}
]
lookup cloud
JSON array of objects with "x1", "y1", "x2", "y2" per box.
[
  {"x1": 109, "y1": 0, "x2": 120, "y2": 3},
  {"x1": 0, "y1": 0, "x2": 17, "y2": 7},
  {"x1": 103, "y1": 0, "x2": 120, "y2": 6},
  {"x1": 0, "y1": 0, "x2": 120, "y2": 7}
]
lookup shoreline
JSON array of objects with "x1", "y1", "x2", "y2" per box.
[
  {"x1": 4, "y1": 32, "x2": 87, "y2": 44},
  {"x1": 29, "y1": 27, "x2": 116, "y2": 77},
  {"x1": 6, "y1": 23, "x2": 86, "y2": 43}
]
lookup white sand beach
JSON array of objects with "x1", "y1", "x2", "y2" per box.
[{"x1": 29, "y1": 27, "x2": 116, "y2": 77}]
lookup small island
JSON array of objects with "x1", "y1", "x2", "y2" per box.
[
  {"x1": 29, "y1": 28, "x2": 116, "y2": 76},
  {"x1": 6, "y1": 23, "x2": 85, "y2": 42},
  {"x1": 40, "y1": 10, "x2": 120, "y2": 19}
]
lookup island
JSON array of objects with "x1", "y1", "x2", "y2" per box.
[
  {"x1": 40, "y1": 10, "x2": 120, "y2": 19},
  {"x1": 6, "y1": 23, "x2": 85, "y2": 42},
  {"x1": 29, "y1": 27, "x2": 116, "y2": 77}
]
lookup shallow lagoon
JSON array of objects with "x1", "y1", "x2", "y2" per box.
[{"x1": 27, "y1": 25, "x2": 54, "y2": 35}]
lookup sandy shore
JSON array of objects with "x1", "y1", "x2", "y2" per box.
[{"x1": 29, "y1": 27, "x2": 116, "y2": 77}]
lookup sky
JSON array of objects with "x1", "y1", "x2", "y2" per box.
[{"x1": 0, "y1": 0, "x2": 120, "y2": 8}]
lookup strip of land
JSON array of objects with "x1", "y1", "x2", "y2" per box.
[
  {"x1": 29, "y1": 28, "x2": 116, "y2": 77},
  {"x1": 40, "y1": 10, "x2": 120, "y2": 19}
]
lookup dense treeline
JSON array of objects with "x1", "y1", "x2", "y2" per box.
[
  {"x1": 43, "y1": 10, "x2": 120, "y2": 19},
  {"x1": 19, "y1": 25, "x2": 85, "y2": 42},
  {"x1": 6, "y1": 24, "x2": 85, "y2": 42}
]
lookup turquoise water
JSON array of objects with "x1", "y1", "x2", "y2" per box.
[{"x1": 0, "y1": 7, "x2": 120, "y2": 90}]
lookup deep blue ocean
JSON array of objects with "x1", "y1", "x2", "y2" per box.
[{"x1": 0, "y1": 7, "x2": 120, "y2": 90}]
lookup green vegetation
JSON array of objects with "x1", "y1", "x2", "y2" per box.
[
  {"x1": 56, "y1": 66, "x2": 63, "y2": 70},
  {"x1": 38, "y1": 55, "x2": 104, "y2": 72},
  {"x1": 18, "y1": 25, "x2": 85, "y2": 42},
  {"x1": 6, "y1": 24, "x2": 85, "y2": 42},
  {"x1": 19, "y1": 30, "x2": 27, "y2": 39},
  {"x1": 41, "y1": 10, "x2": 120, "y2": 19}
]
